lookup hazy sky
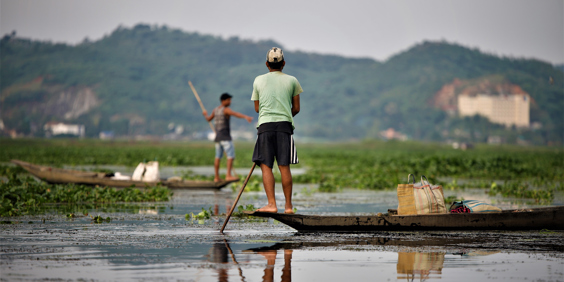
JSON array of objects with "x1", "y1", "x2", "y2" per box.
[{"x1": 1, "y1": 0, "x2": 563, "y2": 64}]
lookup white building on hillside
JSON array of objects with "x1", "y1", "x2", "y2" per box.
[
  {"x1": 44, "y1": 122, "x2": 85, "y2": 137},
  {"x1": 458, "y1": 94, "x2": 530, "y2": 128}
]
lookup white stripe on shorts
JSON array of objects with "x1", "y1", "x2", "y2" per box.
[{"x1": 290, "y1": 135, "x2": 298, "y2": 164}]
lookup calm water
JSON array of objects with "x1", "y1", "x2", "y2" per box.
[{"x1": 1, "y1": 172, "x2": 563, "y2": 281}]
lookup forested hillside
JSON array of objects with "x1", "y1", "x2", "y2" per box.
[{"x1": 1, "y1": 24, "x2": 562, "y2": 145}]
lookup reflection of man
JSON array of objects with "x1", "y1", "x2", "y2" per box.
[
  {"x1": 256, "y1": 249, "x2": 293, "y2": 282},
  {"x1": 282, "y1": 249, "x2": 292, "y2": 282},
  {"x1": 208, "y1": 243, "x2": 229, "y2": 282}
]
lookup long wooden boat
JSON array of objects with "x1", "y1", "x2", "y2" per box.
[
  {"x1": 244, "y1": 206, "x2": 564, "y2": 232},
  {"x1": 11, "y1": 159, "x2": 238, "y2": 190}
]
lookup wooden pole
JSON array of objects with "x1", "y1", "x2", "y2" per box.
[
  {"x1": 220, "y1": 163, "x2": 256, "y2": 234},
  {"x1": 223, "y1": 239, "x2": 246, "y2": 281},
  {"x1": 188, "y1": 80, "x2": 215, "y2": 133}
]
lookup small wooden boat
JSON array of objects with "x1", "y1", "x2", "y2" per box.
[
  {"x1": 11, "y1": 159, "x2": 238, "y2": 190},
  {"x1": 244, "y1": 206, "x2": 564, "y2": 232}
]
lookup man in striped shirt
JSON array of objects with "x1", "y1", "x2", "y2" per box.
[{"x1": 251, "y1": 47, "x2": 303, "y2": 214}]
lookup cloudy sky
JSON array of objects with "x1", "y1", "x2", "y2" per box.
[{"x1": 1, "y1": 0, "x2": 563, "y2": 64}]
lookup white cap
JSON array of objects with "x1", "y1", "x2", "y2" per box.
[{"x1": 266, "y1": 47, "x2": 284, "y2": 63}]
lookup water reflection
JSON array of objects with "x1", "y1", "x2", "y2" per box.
[
  {"x1": 235, "y1": 239, "x2": 501, "y2": 282},
  {"x1": 207, "y1": 241, "x2": 292, "y2": 282},
  {"x1": 207, "y1": 240, "x2": 247, "y2": 282},
  {"x1": 397, "y1": 252, "x2": 444, "y2": 281},
  {"x1": 244, "y1": 248, "x2": 292, "y2": 282},
  {"x1": 2, "y1": 223, "x2": 559, "y2": 282}
]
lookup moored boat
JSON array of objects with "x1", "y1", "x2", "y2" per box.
[
  {"x1": 11, "y1": 159, "x2": 238, "y2": 190},
  {"x1": 244, "y1": 206, "x2": 564, "y2": 232}
]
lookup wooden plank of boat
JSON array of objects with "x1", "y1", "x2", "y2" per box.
[
  {"x1": 244, "y1": 206, "x2": 564, "y2": 232},
  {"x1": 11, "y1": 159, "x2": 238, "y2": 190}
]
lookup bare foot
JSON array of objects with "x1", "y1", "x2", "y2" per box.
[
  {"x1": 214, "y1": 177, "x2": 223, "y2": 182},
  {"x1": 225, "y1": 175, "x2": 240, "y2": 181},
  {"x1": 284, "y1": 205, "x2": 294, "y2": 214},
  {"x1": 256, "y1": 205, "x2": 278, "y2": 213}
]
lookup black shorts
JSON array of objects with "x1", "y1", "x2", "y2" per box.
[{"x1": 252, "y1": 132, "x2": 298, "y2": 168}]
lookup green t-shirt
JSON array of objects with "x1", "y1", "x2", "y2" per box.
[{"x1": 251, "y1": 71, "x2": 303, "y2": 128}]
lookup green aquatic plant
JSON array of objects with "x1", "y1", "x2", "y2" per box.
[
  {"x1": 318, "y1": 175, "x2": 340, "y2": 192},
  {"x1": 0, "y1": 172, "x2": 173, "y2": 217},
  {"x1": 197, "y1": 208, "x2": 212, "y2": 219},
  {"x1": 66, "y1": 211, "x2": 90, "y2": 219},
  {"x1": 294, "y1": 143, "x2": 562, "y2": 190},
  {"x1": 245, "y1": 179, "x2": 262, "y2": 192},
  {"x1": 1, "y1": 175, "x2": 49, "y2": 216},
  {"x1": 180, "y1": 170, "x2": 215, "y2": 181},
  {"x1": 488, "y1": 181, "x2": 554, "y2": 204},
  {"x1": 444, "y1": 195, "x2": 464, "y2": 205},
  {"x1": 539, "y1": 229, "x2": 557, "y2": 235},
  {"x1": 186, "y1": 207, "x2": 214, "y2": 221},
  {"x1": 444, "y1": 179, "x2": 460, "y2": 190},
  {"x1": 91, "y1": 215, "x2": 111, "y2": 223},
  {"x1": 230, "y1": 204, "x2": 268, "y2": 222},
  {"x1": 229, "y1": 177, "x2": 262, "y2": 192},
  {"x1": 2, "y1": 139, "x2": 562, "y2": 204},
  {"x1": 0, "y1": 139, "x2": 220, "y2": 167},
  {"x1": 230, "y1": 204, "x2": 257, "y2": 217},
  {"x1": 0, "y1": 164, "x2": 26, "y2": 176},
  {"x1": 87, "y1": 168, "x2": 114, "y2": 175}
]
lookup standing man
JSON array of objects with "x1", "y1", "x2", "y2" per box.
[
  {"x1": 203, "y1": 93, "x2": 253, "y2": 182},
  {"x1": 251, "y1": 47, "x2": 303, "y2": 214}
]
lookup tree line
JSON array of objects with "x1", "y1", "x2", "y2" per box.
[{"x1": 1, "y1": 24, "x2": 562, "y2": 145}]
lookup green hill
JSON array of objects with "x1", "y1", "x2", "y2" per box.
[{"x1": 1, "y1": 24, "x2": 562, "y2": 145}]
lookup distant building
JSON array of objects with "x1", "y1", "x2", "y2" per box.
[
  {"x1": 379, "y1": 128, "x2": 408, "y2": 141},
  {"x1": 44, "y1": 122, "x2": 85, "y2": 138},
  {"x1": 458, "y1": 94, "x2": 530, "y2": 128},
  {"x1": 452, "y1": 142, "x2": 474, "y2": 150},
  {"x1": 99, "y1": 131, "x2": 115, "y2": 140},
  {"x1": 487, "y1": 136, "x2": 503, "y2": 145}
]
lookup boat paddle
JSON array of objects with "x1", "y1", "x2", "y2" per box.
[
  {"x1": 188, "y1": 80, "x2": 215, "y2": 134},
  {"x1": 220, "y1": 163, "x2": 256, "y2": 234}
]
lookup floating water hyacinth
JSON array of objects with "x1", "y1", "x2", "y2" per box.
[{"x1": 0, "y1": 170, "x2": 173, "y2": 216}]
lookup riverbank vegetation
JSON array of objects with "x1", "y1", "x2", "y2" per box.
[
  {"x1": 0, "y1": 165, "x2": 172, "y2": 216},
  {"x1": 3, "y1": 26, "x2": 562, "y2": 145},
  {"x1": 1, "y1": 138, "x2": 562, "y2": 213}
]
